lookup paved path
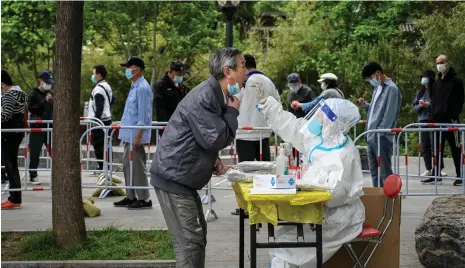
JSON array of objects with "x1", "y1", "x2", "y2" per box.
[{"x1": 3, "y1": 157, "x2": 463, "y2": 267}]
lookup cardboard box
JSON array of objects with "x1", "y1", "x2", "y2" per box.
[
  {"x1": 250, "y1": 188, "x2": 297, "y2": 195},
  {"x1": 324, "y1": 187, "x2": 401, "y2": 268},
  {"x1": 253, "y1": 175, "x2": 297, "y2": 189}
]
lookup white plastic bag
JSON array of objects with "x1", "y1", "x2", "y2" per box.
[{"x1": 236, "y1": 161, "x2": 275, "y2": 173}]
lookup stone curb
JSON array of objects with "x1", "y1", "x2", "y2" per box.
[{"x1": 1, "y1": 260, "x2": 176, "y2": 268}]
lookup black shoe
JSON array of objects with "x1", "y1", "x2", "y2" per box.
[
  {"x1": 453, "y1": 180, "x2": 463, "y2": 186},
  {"x1": 113, "y1": 198, "x2": 136, "y2": 207},
  {"x1": 128, "y1": 199, "x2": 153, "y2": 210},
  {"x1": 421, "y1": 178, "x2": 443, "y2": 185}
]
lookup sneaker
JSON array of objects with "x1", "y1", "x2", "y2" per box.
[
  {"x1": 421, "y1": 178, "x2": 443, "y2": 185},
  {"x1": 127, "y1": 199, "x2": 153, "y2": 210},
  {"x1": 453, "y1": 180, "x2": 463, "y2": 186},
  {"x1": 30, "y1": 176, "x2": 40, "y2": 185},
  {"x1": 421, "y1": 170, "x2": 432, "y2": 176},
  {"x1": 113, "y1": 198, "x2": 136, "y2": 207},
  {"x1": 1, "y1": 200, "x2": 21, "y2": 210},
  {"x1": 441, "y1": 170, "x2": 448, "y2": 177}
]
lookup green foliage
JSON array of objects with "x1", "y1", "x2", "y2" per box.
[
  {"x1": 1, "y1": 1, "x2": 56, "y2": 89},
  {"x1": 418, "y1": 3, "x2": 465, "y2": 76},
  {"x1": 2, "y1": 0, "x2": 465, "y2": 135}
]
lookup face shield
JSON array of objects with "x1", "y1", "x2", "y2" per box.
[{"x1": 298, "y1": 99, "x2": 337, "y2": 137}]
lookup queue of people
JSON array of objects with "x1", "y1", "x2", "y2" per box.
[{"x1": 1, "y1": 47, "x2": 464, "y2": 267}]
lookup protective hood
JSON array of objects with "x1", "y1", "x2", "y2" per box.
[{"x1": 300, "y1": 98, "x2": 360, "y2": 148}]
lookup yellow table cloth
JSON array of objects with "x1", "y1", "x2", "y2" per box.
[{"x1": 232, "y1": 182, "x2": 332, "y2": 226}]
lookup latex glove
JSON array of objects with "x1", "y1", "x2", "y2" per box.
[{"x1": 256, "y1": 96, "x2": 279, "y2": 112}]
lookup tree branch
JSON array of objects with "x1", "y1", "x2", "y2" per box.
[{"x1": 16, "y1": 63, "x2": 32, "y2": 89}]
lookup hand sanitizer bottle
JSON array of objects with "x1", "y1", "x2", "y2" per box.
[{"x1": 276, "y1": 147, "x2": 288, "y2": 176}]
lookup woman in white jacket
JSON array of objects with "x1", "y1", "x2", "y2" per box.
[{"x1": 257, "y1": 96, "x2": 365, "y2": 268}]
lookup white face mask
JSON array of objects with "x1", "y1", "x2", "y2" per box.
[
  {"x1": 320, "y1": 82, "x2": 328, "y2": 91},
  {"x1": 437, "y1": 63, "x2": 447, "y2": 74},
  {"x1": 42, "y1": 83, "x2": 52, "y2": 91},
  {"x1": 289, "y1": 83, "x2": 299, "y2": 92}
]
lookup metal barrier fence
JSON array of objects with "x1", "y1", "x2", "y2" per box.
[
  {"x1": 4, "y1": 120, "x2": 465, "y2": 219},
  {"x1": 354, "y1": 125, "x2": 465, "y2": 196},
  {"x1": 1, "y1": 117, "x2": 104, "y2": 193}
]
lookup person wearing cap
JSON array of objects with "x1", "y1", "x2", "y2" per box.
[
  {"x1": 1, "y1": 70, "x2": 27, "y2": 210},
  {"x1": 291, "y1": 73, "x2": 344, "y2": 113},
  {"x1": 287, "y1": 73, "x2": 315, "y2": 165},
  {"x1": 287, "y1": 73, "x2": 315, "y2": 119},
  {"x1": 150, "y1": 47, "x2": 245, "y2": 267},
  {"x1": 28, "y1": 71, "x2": 55, "y2": 185},
  {"x1": 153, "y1": 61, "x2": 190, "y2": 125},
  {"x1": 113, "y1": 56, "x2": 153, "y2": 210},
  {"x1": 88, "y1": 65, "x2": 115, "y2": 174},
  {"x1": 358, "y1": 62, "x2": 402, "y2": 187}
]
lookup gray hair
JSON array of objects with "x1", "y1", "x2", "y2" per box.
[
  {"x1": 437, "y1": 54, "x2": 449, "y2": 62},
  {"x1": 209, "y1": 47, "x2": 242, "y2": 80}
]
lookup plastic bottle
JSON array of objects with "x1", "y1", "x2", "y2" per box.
[{"x1": 276, "y1": 147, "x2": 289, "y2": 176}]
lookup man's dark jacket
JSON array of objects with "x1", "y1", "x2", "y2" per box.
[
  {"x1": 150, "y1": 75, "x2": 238, "y2": 195},
  {"x1": 287, "y1": 84, "x2": 315, "y2": 118},
  {"x1": 431, "y1": 67, "x2": 464, "y2": 123},
  {"x1": 153, "y1": 72, "x2": 190, "y2": 122}
]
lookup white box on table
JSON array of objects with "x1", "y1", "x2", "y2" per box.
[{"x1": 253, "y1": 175, "x2": 297, "y2": 189}]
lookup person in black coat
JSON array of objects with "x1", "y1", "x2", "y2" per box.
[
  {"x1": 427, "y1": 55, "x2": 465, "y2": 186},
  {"x1": 27, "y1": 71, "x2": 54, "y2": 185},
  {"x1": 153, "y1": 61, "x2": 190, "y2": 124}
]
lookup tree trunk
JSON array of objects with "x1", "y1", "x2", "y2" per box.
[
  {"x1": 52, "y1": 0, "x2": 87, "y2": 247},
  {"x1": 150, "y1": 2, "x2": 159, "y2": 88}
]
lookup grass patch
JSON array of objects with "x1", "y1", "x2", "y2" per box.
[{"x1": 1, "y1": 226, "x2": 174, "y2": 261}]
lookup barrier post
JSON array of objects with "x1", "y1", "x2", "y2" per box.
[
  {"x1": 377, "y1": 133, "x2": 381, "y2": 187},
  {"x1": 204, "y1": 180, "x2": 218, "y2": 222},
  {"x1": 462, "y1": 130, "x2": 465, "y2": 192},
  {"x1": 404, "y1": 132, "x2": 409, "y2": 195},
  {"x1": 418, "y1": 131, "x2": 422, "y2": 177},
  {"x1": 434, "y1": 131, "x2": 439, "y2": 195}
]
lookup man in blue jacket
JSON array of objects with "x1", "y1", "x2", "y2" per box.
[
  {"x1": 358, "y1": 62, "x2": 402, "y2": 187},
  {"x1": 150, "y1": 47, "x2": 246, "y2": 268}
]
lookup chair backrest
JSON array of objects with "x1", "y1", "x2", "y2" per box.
[{"x1": 383, "y1": 174, "x2": 402, "y2": 199}]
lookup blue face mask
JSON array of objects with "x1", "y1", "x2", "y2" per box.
[
  {"x1": 369, "y1": 78, "x2": 380, "y2": 88},
  {"x1": 306, "y1": 118, "x2": 322, "y2": 136},
  {"x1": 91, "y1": 75, "x2": 97, "y2": 84},
  {"x1": 173, "y1": 76, "x2": 183, "y2": 84},
  {"x1": 125, "y1": 68, "x2": 134, "y2": 80},
  {"x1": 228, "y1": 82, "x2": 240, "y2": 96},
  {"x1": 421, "y1": 78, "x2": 429, "y2": 85}
]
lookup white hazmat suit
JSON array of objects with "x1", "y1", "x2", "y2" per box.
[{"x1": 257, "y1": 97, "x2": 365, "y2": 268}]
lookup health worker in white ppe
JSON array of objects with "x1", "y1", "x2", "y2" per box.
[{"x1": 257, "y1": 97, "x2": 365, "y2": 268}]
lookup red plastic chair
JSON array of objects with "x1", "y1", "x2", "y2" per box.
[{"x1": 343, "y1": 174, "x2": 402, "y2": 268}]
